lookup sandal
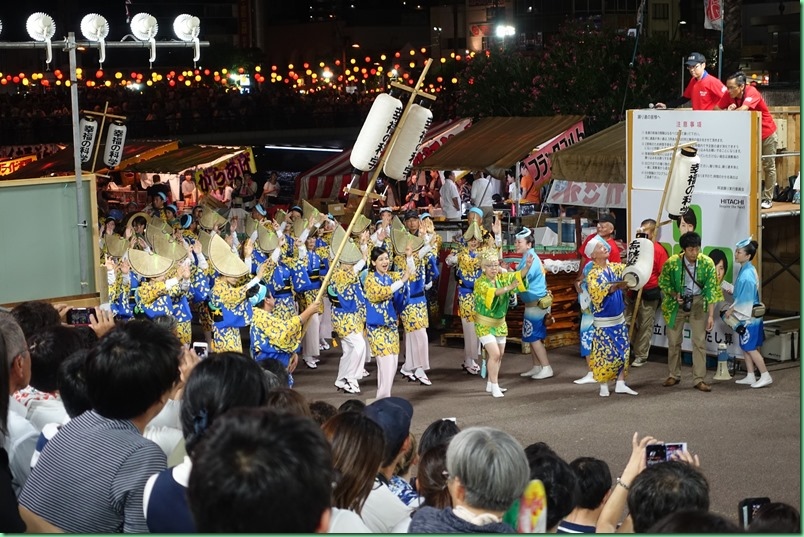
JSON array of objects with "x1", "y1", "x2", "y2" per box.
[{"x1": 461, "y1": 363, "x2": 480, "y2": 375}]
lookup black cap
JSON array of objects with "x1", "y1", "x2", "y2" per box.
[
  {"x1": 404, "y1": 210, "x2": 419, "y2": 221},
  {"x1": 596, "y1": 213, "x2": 616, "y2": 225},
  {"x1": 364, "y1": 397, "x2": 413, "y2": 457},
  {"x1": 685, "y1": 52, "x2": 706, "y2": 66}
]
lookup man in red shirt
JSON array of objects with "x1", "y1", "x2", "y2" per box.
[
  {"x1": 655, "y1": 52, "x2": 727, "y2": 111},
  {"x1": 716, "y1": 71, "x2": 779, "y2": 209}
]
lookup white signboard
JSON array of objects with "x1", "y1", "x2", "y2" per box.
[{"x1": 629, "y1": 109, "x2": 754, "y2": 195}]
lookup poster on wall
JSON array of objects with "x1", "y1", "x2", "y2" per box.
[{"x1": 627, "y1": 109, "x2": 758, "y2": 357}]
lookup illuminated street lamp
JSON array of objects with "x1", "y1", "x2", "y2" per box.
[{"x1": 496, "y1": 25, "x2": 515, "y2": 50}]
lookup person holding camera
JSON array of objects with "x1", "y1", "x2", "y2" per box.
[{"x1": 658, "y1": 232, "x2": 724, "y2": 392}]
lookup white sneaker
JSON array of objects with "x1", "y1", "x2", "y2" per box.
[
  {"x1": 735, "y1": 374, "x2": 757, "y2": 385},
  {"x1": 335, "y1": 378, "x2": 358, "y2": 394},
  {"x1": 751, "y1": 373, "x2": 773, "y2": 389},
  {"x1": 761, "y1": 199, "x2": 773, "y2": 209},
  {"x1": 347, "y1": 379, "x2": 361, "y2": 394},
  {"x1": 520, "y1": 365, "x2": 543, "y2": 377},
  {"x1": 531, "y1": 366, "x2": 554, "y2": 380},
  {"x1": 486, "y1": 382, "x2": 508, "y2": 393},
  {"x1": 599, "y1": 383, "x2": 610, "y2": 397},
  {"x1": 362, "y1": 369, "x2": 370, "y2": 379},
  {"x1": 303, "y1": 358, "x2": 318, "y2": 369},
  {"x1": 615, "y1": 381, "x2": 639, "y2": 396},
  {"x1": 573, "y1": 371, "x2": 596, "y2": 385}
]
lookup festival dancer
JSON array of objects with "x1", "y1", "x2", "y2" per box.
[
  {"x1": 584, "y1": 236, "x2": 638, "y2": 397},
  {"x1": 473, "y1": 250, "x2": 533, "y2": 398},
  {"x1": 363, "y1": 246, "x2": 411, "y2": 400},
  {"x1": 451, "y1": 222, "x2": 484, "y2": 374}
]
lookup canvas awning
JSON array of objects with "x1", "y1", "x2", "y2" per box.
[
  {"x1": 123, "y1": 145, "x2": 250, "y2": 173},
  {"x1": 1, "y1": 140, "x2": 179, "y2": 180},
  {"x1": 550, "y1": 121, "x2": 626, "y2": 184},
  {"x1": 416, "y1": 115, "x2": 585, "y2": 179},
  {"x1": 296, "y1": 118, "x2": 472, "y2": 200}
]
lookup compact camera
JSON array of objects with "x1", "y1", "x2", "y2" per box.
[{"x1": 681, "y1": 294, "x2": 694, "y2": 313}]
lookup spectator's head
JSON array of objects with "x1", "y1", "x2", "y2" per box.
[
  {"x1": 364, "y1": 396, "x2": 413, "y2": 468},
  {"x1": 0, "y1": 315, "x2": 15, "y2": 434},
  {"x1": 446, "y1": 427, "x2": 529, "y2": 514},
  {"x1": 418, "y1": 418, "x2": 460, "y2": 456},
  {"x1": 57, "y1": 349, "x2": 92, "y2": 418},
  {"x1": 84, "y1": 320, "x2": 181, "y2": 420},
  {"x1": 404, "y1": 210, "x2": 420, "y2": 234},
  {"x1": 748, "y1": 502, "x2": 801, "y2": 533},
  {"x1": 150, "y1": 314, "x2": 179, "y2": 336},
  {"x1": 527, "y1": 451, "x2": 579, "y2": 531},
  {"x1": 570, "y1": 457, "x2": 612, "y2": 510},
  {"x1": 627, "y1": 461, "x2": 710, "y2": 533},
  {"x1": 258, "y1": 359, "x2": 290, "y2": 388},
  {"x1": 338, "y1": 399, "x2": 366, "y2": 414},
  {"x1": 321, "y1": 411, "x2": 385, "y2": 514},
  {"x1": 0, "y1": 312, "x2": 31, "y2": 394},
  {"x1": 649, "y1": 509, "x2": 739, "y2": 533},
  {"x1": 264, "y1": 387, "x2": 312, "y2": 418},
  {"x1": 28, "y1": 325, "x2": 83, "y2": 394},
  {"x1": 679, "y1": 232, "x2": 702, "y2": 263},
  {"x1": 188, "y1": 408, "x2": 333, "y2": 533},
  {"x1": 639, "y1": 218, "x2": 658, "y2": 240},
  {"x1": 10, "y1": 301, "x2": 60, "y2": 341},
  {"x1": 181, "y1": 352, "x2": 271, "y2": 456},
  {"x1": 394, "y1": 432, "x2": 417, "y2": 477},
  {"x1": 417, "y1": 444, "x2": 452, "y2": 509},
  {"x1": 309, "y1": 400, "x2": 338, "y2": 426}
]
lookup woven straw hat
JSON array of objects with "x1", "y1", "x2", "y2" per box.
[
  {"x1": 151, "y1": 232, "x2": 189, "y2": 262},
  {"x1": 125, "y1": 211, "x2": 150, "y2": 234},
  {"x1": 128, "y1": 249, "x2": 175, "y2": 279},
  {"x1": 463, "y1": 221, "x2": 483, "y2": 242},
  {"x1": 146, "y1": 217, "x2": 171, "y2": 246},
  {"x1": 391, "y1": 228, "x2": 424, "y2": 255},
  {"x1": 331, "y1": 226, "x2": 363, "y2": 264},
  {"x1": 198, "y1": 209, "x2": 227, "y2": 231},
  {"x1": 256, "y1": 225, "x2": 279, "y2": 253},
  {"x1": 105, "y1": 234, "x2": 129, "y2": 258},
  {"x1": 274, "y1": 209, "x2": 287, "y2": 224},
  {"x1": 291, "y1": 217, "x2": 308, "y2": 239},
  {"x1": 209, "y1": 233, "x2": 249, "y2": 278},
  {"x1": 197, "y1": 230, "x2": 213, "y2": 257},
  {"x1": 351, "y1": 214, "x2": 371, "y2": 235},
  {"x1": 245, "y1": 216, "x2": 260, "y2": 237},
  {"x1": 302, "y1": 199, "x2": 320, "y2": 222},
  {"x1": 391, "y1": 215, "x2": 405, "y2": 231}
]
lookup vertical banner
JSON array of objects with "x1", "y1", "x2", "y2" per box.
[
  {"x1": 704, "y1": 0, "x2": 723, "y2": 31},
  {"x1": 627, "y1": 109, "x2": 758, "y2": 357},
  {"x1": 521, "y1": 120, "x2": 585, "y2": 199}
]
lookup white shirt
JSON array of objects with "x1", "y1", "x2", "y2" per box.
[
  {"x1": 5, "y1": 397, "x2": 38, "y2": 495},
  {"x1": 440, "y1": 179, "x2": 462, "y2": 220},
  {"x1": 361, "y1": 479, "x2": 413, "y2": 533},
  {"x1": 508, "y1": 182, "x2": 522, "y2": 202},
  {"x1": 471, "y1": 177, "x2": 495, "y2": 207},
  {"x1": 328, "y1": 508, "x2": 371, "y2": 533}
]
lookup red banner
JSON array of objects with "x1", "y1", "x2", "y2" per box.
[
  {"x1": 520, "y1": 121, "x2": 585, "y2": 201},
  {"x1": 704, "y1": 0, "x2": 723, "y2": 30}
]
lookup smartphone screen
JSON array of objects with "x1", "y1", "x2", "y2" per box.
[
  {"x1": 664, "y1": 442, "x2": 687, "y2": 461},
  {"x1": 645, "y1": 444, "x2": 667, "y2": 467},
  {"x1": 739, "y1": 497, "x2": 771, "y2": 527},
  {"x1": 67, "y1": 308, "x2": 96, "y2": 326},
  {"x1": 192, "y1": 343, "x2": 209, "y2": 359}
]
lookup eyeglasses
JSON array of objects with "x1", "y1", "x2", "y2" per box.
[{"x1": 687, "y1": 64, "x2": 701, "y2": 71}]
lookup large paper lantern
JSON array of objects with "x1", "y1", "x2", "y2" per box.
[
  {"x1": 103, "y1": 122, "x2": 127, "y2": 167},
  {"x1": 79, "y1": 117, "x2": 98, "y2": 163},
  {"x1": 349, "y1": 93, "x2": 403, "y2": 172},
  {"x1": 622, "y1": 234, "x2": 654, "y2": 290},
  {"x1": 383, "y1": 103, "x2": 433, "y2": 181},
  {"x1": 666, "y1": 147, "x2": 700, "y2": 221}
]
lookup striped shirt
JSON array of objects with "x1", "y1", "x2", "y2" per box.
[{"x1": 18, "y1": 410, "x2": 166, "y2": 533}]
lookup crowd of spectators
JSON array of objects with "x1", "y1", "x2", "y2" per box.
[
  {"x1": 0, "y1": 83, "x2": 459, "y2": 145},
  {"x1": 0, "y1": 299, "x2": 799, "y2": 533}
]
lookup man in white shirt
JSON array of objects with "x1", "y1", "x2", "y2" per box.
[
  {"x1": 180, "y1": 171, "x2": 197, "y2": 206},
  {"x1": 440, "y1": 171, "x2": 462, "y2": 221},
  {"x1": 470, "y1": 172, "x2": 495, "y2": 211},
  {"x1": 361, "y1": 397, "x2": 414, "y2": 532}
]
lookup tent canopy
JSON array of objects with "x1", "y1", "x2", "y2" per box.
[
  {"x1": 416, "y1": 115, "x2": 585, "y2": 179},
  {"x1": 550, "y1": 121, "x2": 625, "y2": 184},
  {"x1": 2, "y1": 140, "x2": 178, "y2": 180},
  {"x1": 124, "y1": 145, "x2": 249, "y2": 173},
  {"x1": 296, "y1": 118, "x2": 471, "y2": 200}
]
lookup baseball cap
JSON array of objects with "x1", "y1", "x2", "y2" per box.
[
  {"x1": 404, "y1": 210, "x2": 419, "y2": 221},
  {"x1": 364, "y1": 397, "x2": 413, "y2": 457},
  {"x1": 596, "y1": 213, "x2": 616, "y2": 225},
  {"x1": 685, "y1": 52, "x2": 706, "y2": 66}
]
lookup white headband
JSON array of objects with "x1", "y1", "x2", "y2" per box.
[
  {"x1": 516, "y1": 228, "x2": 532, "y2": 239},
  {"x1": 584, "y1": 235, "x2": 610, "y2": 259}
]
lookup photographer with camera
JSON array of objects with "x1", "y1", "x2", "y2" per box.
[{"x1": 658, "y1": 232, "x2": 724, "y2": 392}]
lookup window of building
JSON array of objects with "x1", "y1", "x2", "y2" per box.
[{"x1": 652, "y1": 3, "x2": 669, "y2": 20}]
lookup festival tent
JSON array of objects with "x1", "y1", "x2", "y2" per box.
[
  {"x1": 295, "y1": 117, "x2": 472, "y2": 201},
  {"x1": 0, "y1": 140, "x2": 179, "y2": 180}
]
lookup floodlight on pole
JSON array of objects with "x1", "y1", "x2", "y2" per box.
[
  {"x1": 80, "y1": 14, "x2": 110, "y2": 66},
  {"x1": 173, "y1": 14, "x2": 201, "y2": 62},
  {"x1": 130, "y1": 13, "x2": 158, "y2": 64},
  {"x1": 26, "y1": 12, "x2": 56, "y2": 64}
]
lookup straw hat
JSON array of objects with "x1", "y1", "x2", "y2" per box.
[
  {"x1": 391, "y1": 215, "x2": 405, "y2": 231},
  {"x1": 197, "y1": 230, "x2": 213, "y2": 257},
  {"x1": 331, "y1": 226, "x2": 363, "y2": 265},
  {"x1": 198, "y1": 209, "x2": 227, "y2": 231},
  {"x1": 125, "y1": 211, "x2": 150, "y2": 233},
  {"x1": 391, "y1": 227, "x2": 424, "y2": 255},
  {"x1": 463, "y1": 221, "x2": 483, "y2": 242},
  {"x1": 105, "y1": 234, "x2": 129, "y2": 258},
  {"x1": 256, "y1": 225, "x2": 279, "y2": 253},
  {"x1": 151, "y1": 232, "x2": 189, "y2": 262},
  {"x1": 208, "y1": 234, "x2": 249, "y2": 278},
  {"x1": 128, "y1": 249, "x2": 175, "y2": 279},
  {"x1": 146, "y1": 217, "x2": 171, "y2": 246},
  {"x1": 274, "y1": 209, "x2": 287, "y2": 224},
  {"x1": 244, "y1": 216, "x2": 260, "y2": 237},
  {"x1": 291, "y1": 217, "x2": 308, "y2": 239},
  {"x1": 302, "y1": 199, "x2": 320, "y2": 222},
  {"x1": 351, "y1": 214, "x2": 371, "y2": 235}
]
